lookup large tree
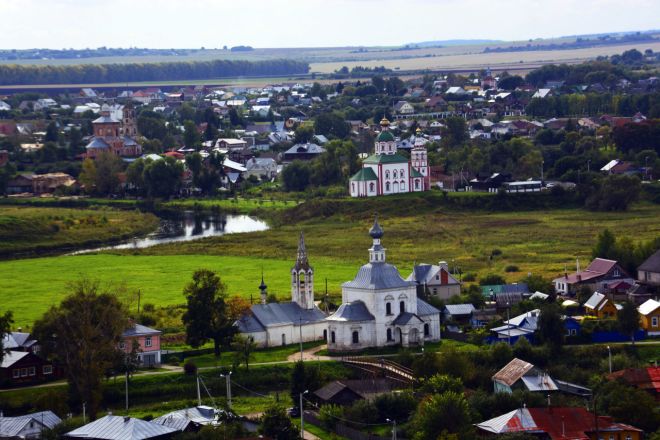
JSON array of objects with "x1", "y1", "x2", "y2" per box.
[
  {"x1": 260, "y1": 404, "x2": 298, "y2": 440},
  {"x1": 411, "y1": 392, "x2": 472, "y2": 440},
  {"x1": 182, "y1": 269, "x2": 236, "y2": 357},
  {"x1": 32, "y1": 279, "x2": 127, "y2": 418},
  {"x1": 143, "y1": 156, "x2": 183, "y2": 198},
  {"x1": 537, "y1": 302, "x2": 564, "y2": 350}
]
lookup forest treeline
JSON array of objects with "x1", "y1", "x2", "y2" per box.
[{"x1": 0, "y1": 59, "x2": 310, "y2": 85}]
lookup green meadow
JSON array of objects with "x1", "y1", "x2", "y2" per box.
[{"x1": 2, "y1": 194, "x2": 660, "y2": 329}]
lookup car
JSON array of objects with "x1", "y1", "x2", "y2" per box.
[{"x1": 287, "y1": 407, "x2": 300, "y2": 417}]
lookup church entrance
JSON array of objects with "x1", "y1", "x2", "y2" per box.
[
  {"x1": 397, "y1": 328, "x2": 403, "y2": 344},
  {"x1": 323, "y1": 329, "x2": 327, "y2": 341},
  {"x1": 410, "y1": 328, "x2": 420, "y2": 345}
]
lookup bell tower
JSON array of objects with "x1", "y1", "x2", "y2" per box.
[{"x1": 291, "y1": 231, "x2": 314, "y2": 309}]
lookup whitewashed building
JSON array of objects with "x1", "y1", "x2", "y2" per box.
[
  {"x1": 349, "y1": 118, "x2": 430, "y2": 197},
  {"x1": 326, "y1": 218, "x2": 441, "y2": 351},
  {"x1": 235, "y1": 233, "x2": 327, "y2": 347}
]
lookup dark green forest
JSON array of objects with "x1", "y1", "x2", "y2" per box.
[{"x1": 0, "y1": 59, "x2": 310, "y2": 85}]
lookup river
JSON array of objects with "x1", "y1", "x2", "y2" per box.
[{"x1": 69, "y1": 210, "x2": 269, "y2": 255}]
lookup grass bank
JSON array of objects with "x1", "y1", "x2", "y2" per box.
[{"x1": 0, "y1": 205, "x2": 159, "y2": 258}]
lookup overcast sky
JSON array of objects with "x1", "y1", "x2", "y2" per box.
[{"x1": 1, "y1": 0, "x2": 658, "y2": 49}]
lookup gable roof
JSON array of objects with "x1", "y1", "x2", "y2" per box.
[
  {"x1": 416, "y1": 298, "x2": 440, "y2": 316},
  {"x1": 639, "y1": 299, "x2": 660, "y2": 316},
  {"x1": 492, "y1": 358, "x2": 535, "y2": 386},
  {"x1": 0, "y1": 411, "x2": 61, "y2": 437},
  {"x1": 0, "y1": 350, "x2": 29, "y2": 368},
  {"x1": 247, "y1": 302, "x2": 326, "y2": 328},
  {"x1": 607, "y1": 366, "x2": 660, "y2": 394},
  {"x1": 392, "y1": 312, "x2": 424, "y2": 326},
  {"x1": 152, "y1": 406, "x2": 217, "y2": 431},
  {"x1": 326, "y1": 301, "x2": 375, "y2": 322},
  {"x1": 443, "y1": 304, "x2": 476, "y2": 316},
  {"x1": 66, "y1": 415, "x2": 177, "y2": 440},
  {"x1": 638, "y1": 249, "x2": 660, "y2": 273},
  {"x1": 584, "y1": 292, "x2": 606, "y2": 310},
  {"x1": 349, "y1": 167, "x2": 378, "y2": 182}
]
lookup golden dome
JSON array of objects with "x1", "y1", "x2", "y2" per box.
[
  {"x1": 416, "y1": 127, "x2": 422, "y2": 133},
  {"x1": 380, "y1": 117, "x2": 390, "y2": 127}
]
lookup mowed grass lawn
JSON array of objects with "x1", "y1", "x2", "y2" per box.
[{"x1": 2, "y1": 202, "x2": 660, "y2": 328}]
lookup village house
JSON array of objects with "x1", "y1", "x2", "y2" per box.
[
  {"x1": 638, "y1": 249, "x2": 660, "y2": 287},
  {"x1": 492, "y1": 358, "x2": 591, "y2": 397},
  {"x1": 553, "y1": 258, "x2": 632, "y2": 296},
  {"x1": 0, "y1": 411, "x2": 61, "y2": 439},
  {"x1": 313, "y1": 379, "x2": 398, "y2": 406},
  {"x1": 476, "y1": 407, "x2": 643, "y2": 440},
  {"x1": 393, "y1": 100, "x2": 414, "y2": 114},
  {"x1": 442, "y1": 304, "x2": 476, "y2": 325},
  {"x1": 152, "y1": 406, "x2": 218, "y2": 432},
  {"x1": 607, "y1": 366, "x2": 660, "y2": 400},
  {"x1": 281, "y1": 142, "x2": 325, "y2": 163},
  {"x1": 120, "y1": 323, "x2": 162, "y2": 367},
  {"x1": 6, "y1": 172, "x2": 75, "y2": 195},
  {"x1": 638, "y1": 299, "x2": 660, "y2": 336},
  {"x1": 66, "y1": 415, "x2": 177, "y2": 440},
  {"x1": 407, "y1": 261, "x2": 461, "y2": 300},
  {"x1": 244, "y1": 157, "x2": 277, "y2": 180},
  {"x1": 0, "y1": 351, "x2": 60, "y2": 387},
  {"x1": 583, "y1": 291, "x2": 619, "y2": 319}
]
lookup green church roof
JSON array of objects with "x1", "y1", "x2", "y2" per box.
[
  {"x1": 376, "y1": 131, "x2": 395, "y2": 142},
  {"x1": 350, "y1": 167, "x2": 378, "y2": 182},
  {"x1": 411, "y1": 168, "x2": 424, "y2": 178},
  {"x1": 362, "y1": 153, "x2": 409, "y2": 165}
]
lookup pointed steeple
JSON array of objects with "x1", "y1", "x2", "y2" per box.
[
  {"x1": 259, "y1": 271, "x2": 268, "y2": 305},
  {"x1": 294, "y1": 231, "x2": 310, "y2": 270},
  {"x1": 368, "y1": 215, "x2": 386, "y2": 264},
  {"x1": 369, "y1": 215, "x2": 384, "y2": 239}
]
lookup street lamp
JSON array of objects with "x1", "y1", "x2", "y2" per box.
[
  {"x1": 506, "y1": 301, "x2": 511, "y2": 345},
  {"x1": 386, "y1": 418, "x2": 397, "y2": 440},
  {"x1": 300, "y1": 390, "x2": 309, "y2": 439},
  {"x1": 607, "y1": 346, "x2": 612, "y2": 374}
]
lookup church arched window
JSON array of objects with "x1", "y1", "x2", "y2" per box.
[
  {"x1": 400, "y1": 181, "x2": 405, "y2": 191},
  {"x1": 415, "y1": 180, "x2": 420, "y2": 189},
  {"x1": 385, "y1": 170, "x2": 390, "y2": 179},
  {"x1": 281, "y1": 334, "x2": 286, "y2": 346},
  {"x1": 331, "y1": 331, "x2": 336, "y2": 344},
  {"x1": 400, "y1": 301, "x2": 405, "y2": 313},
  {"x1": 351, "y1": 182, "x2": 355, "y2": 193},
  {"x1": 352, "y1": 331, "x2": 359, "y2": 344},
  {"x1": 400, "y1": 169, "x2": 405, "y2": 177},
  {"x1": 369, "y1": 182, "x2": 375, "y2": 192},
  {"x1": 387, "y1": 328, "x2": 393, "y2": 341},
  {"x1": 386, "y1": 302, "x2": 392, "y2": 315},
  {"x1": 424, "y1": 323, "x2": 430, "y2": 337},
  {"x1": 393, "y1": 170, "x2": 397, "y2": 179},
  {"x1": 386, "y1": 182, "x2": 391, "y2": 191}
]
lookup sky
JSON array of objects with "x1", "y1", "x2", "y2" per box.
[{"x1": 0, "y1": 0, "x2": 659, "y2": 49}]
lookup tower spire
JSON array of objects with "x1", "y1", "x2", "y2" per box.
[
  {"x1": 295, "y1": 231, "x2": 309, "y2": 269},
  {"x1": 259, "y1": 269, "x2": 268, "y2": 305},
  {"x1": 368, "y1": 214, "x2": 386, "y2": 263}
]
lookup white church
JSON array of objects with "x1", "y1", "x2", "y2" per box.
[
  {"x1": 236, "y1": 218, "x2": 441, "y2": 352},
  {"x1": 349, "y1": 118, "x2": 431, "y2": 197}
]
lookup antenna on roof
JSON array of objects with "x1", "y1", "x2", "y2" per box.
[{"x1": 576, "y1": 257, "x2": 581, "y2": 273}]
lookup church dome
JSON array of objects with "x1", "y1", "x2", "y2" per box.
[
  {"x1": 376, "y1": 131, "x2": 395, "y2": 142},
  {"x1": 369, "y1": 217, "x2": 384, "y2": 239}
]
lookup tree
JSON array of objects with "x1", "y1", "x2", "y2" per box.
[
  {"x1": 537, "y1": 302, "x2": 564, "y2": 350},
  {"x1": 593, "y1": 229, "x2": 617, "y2": 260},
  {"x1": 421, "y1": 374, "x2": 463, "y2": 395},
  {"x1": 498, "y1": 75, "x2": 524, "y2": 91},
  {"x1": 281, "y1": 160, "x2": 310, "y2": 191},
  {"x1": 617, "y1": 301, "x2": 640, "y2": 344},
  {"x1": 294, "y1": 125, "x2": 314, "y2": 144},
  {"x1": 231, "y1": 334, "x2": 256, "y2": 370},
  {"x1": 586, "y1": 175, "x2": 641, "y2": 211},
  {"x1": 260, "y1": 404, "x2": 297, "y2": 440},
  {"x1": 32, "y1": 279, "x2": 126, "y2": 418},
  {"x1": 0, "y1": 162, "x2": 16, "y2": 195},
  {"x1": 45, "y1": 122, "x2": 59, "y2": 143},
  {"x1": 442, "y1": 117, "x2": 468, "y2": 147},
  {"x1": 183, "y1": 120, "x2": 200, "y2": 149},
  {"x1": 182, "y1": 269, "x2": 236, "y2": 357},
  {"x1": 0, "y1": 311, "x2": 13, "y2": 364},
  {"x1": 143, "y1": 157, "x2": 183, "y2": 198},
  {"x1": 78, "y1": 158, "x2": 97, "y2": 194},
  {"x1": 94, "y1": 152, "x2": 123, "y2": 196},
  {"x1": 411, "y1": 392, "x2": 472, "y2": 440},
  {"x1": 126, "y1": 158, "x2": 147, "y2": 195},
  {"x1": 290, "y1": 360, "x2": 319, "y2": 408}
]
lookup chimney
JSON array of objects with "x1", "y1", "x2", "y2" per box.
[
  {"x1": 17, "y1": 327, "x2": 22, "y2": 332},
  {"x1": 577, "y1": 274, "x2": 582, "y2": 282},
  {"x1": 439, "y1": 261, "x2": 448, "y2": 270},
  {"x1": 124, "y1": 416, "x2": 130, "y2": 423}
]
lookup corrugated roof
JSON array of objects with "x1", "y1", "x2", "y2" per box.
[
  {"x1": 392, "y1": 312, "x2": 423, "y2": 325},
  {"x1": 492, "y1": 358, "x2": 535, "y2": 386},
  {"x1": 417, "y1": 298, "x2": 440, "y2": 316},
  {"x1": 235, "y1": 314, "x2": 266, "y2": 333},
  {"x1": 639, "y1": 299, "x2": 660, "y2": 316},
  {"x1": 584, "y1": 292, "x2": 606, "y2": 310},
  {"x1": 586, "y1": 258, "x2": 618, "y2": 274},
  {"x1": 326, "y1": 301, "x2": 375, "y2": 322},
  {"x1": 362, "y1": 153, "x2": 408, "y2": 165},
  {"x1": 443, "y1": 304, "x2": 476, "y2": 316},
  {"x1": 349, "y1": 167, "x2": 378, "y2": 182},
  {"x1": 475, "y1": 408, "x2": 539, "y2": 434},
  {"x1": 0, "y1": 417, "x2": 31, "y2": 437},
  {"x1": 1, "y1": 350, "x2": 29, "y2": 368},
  {"x1": 152, "y1": 406, "x2": 216, "y2": 431},
  {"x1": 343, "y1": 262, "x2": 414, "y2": 290},
  {"x1": 66, "y1": 415, "x2": 177, "y2": 440},
  {"x1": 123, "y1": 324, "x2": 161, "y2": 337}
]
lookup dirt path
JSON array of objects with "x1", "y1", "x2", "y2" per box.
[{"x1": 286, "y1": 344, "x2": 331, "y2": 362}]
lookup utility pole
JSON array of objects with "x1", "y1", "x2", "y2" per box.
[
  {"x1": 607, "y1": 346, "x2": 612, "y2": 374},
  {"x1": 506, "y1": 301, "x2": 511, "y2": 345},
  {"x1": 137, "y1": 289, "x2": 141, "y2": 315},
  {"x1": 196, "y1": 374, "x2": 202, "y2": 406},
  {"x1": 82, "y1": 403, "x2": 86, "y2": 424},
  {"x1": 387, "y1": 418, "x2": 397, "y2": 440},
  {"x1": 220, "y1": 371, "x2": 232, "y2": 409},
  {"x1": 300, "y1": 390, "x2": 308, "y2": 439},
  {"x1": 125, "y1": 356, "x2": 129, "y2": 412}
]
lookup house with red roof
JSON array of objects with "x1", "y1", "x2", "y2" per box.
[
  {"x1": 553, "y1": 258, "x2": 632, "y2": 296},
  {"x1": 607, "y1": 366, "x2": 660, "y2": 400},
  {"x1": 476, "y1": 407, "x2": 643, "y2": 440}
]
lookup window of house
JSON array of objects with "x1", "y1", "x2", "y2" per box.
[
  {"x1": 653, "y1": 317, "x2": 659, "y2": 327},
  {"x1": 145, "y1": 336, "x2": 152, "y2": 347},
  {"x1": 400, "y1": 301, "x2": 405, "y2": 313},
  {"x1": 352, "y1": 331, "x2": 359, "y2": 344},
  {"x1": 387, "y1": 329, "x2": 393, "y2": 341},
  {"x1": 386, "y1": 182, "x2": 390, "y2": 191},
  {"x1": 385, "y1": 170, "x2": 390, "y2": 179},
  {"x1": 369, "y1": 182, "x2": 375, "y2": 192},
  {"x1": 119, "y1": 341, "x2": 126, "y2": 350},
  {"x1": 13, "y1": 369, "x2": 20, "y2": 378},
  {"x1": 386, "y1": 302, "x2": 392, "y2": 315},
  {"x1": 351, "y1": 183, "x2": 355, "y2": 192},
  {"x1": 43, "y1": 365, "x2": 53, "y2": 375},
  {"x1": 415, "y1": 180, "x2": 420, "y2": 189},
  {"x1": 614, "y1": 269, "x2": 620, "y2": 277},
  {"x1": 331, "y1": 331, "x2": 336, "y2": 344},
  {"x1": 393, "y1": 170, "x2": 397, "y2": 179},
  {"x1": 28, "y1": 367, "x2": 35, "y2": 376},
  {"x1": 432, "y1": 288, "x2": 437, "y2": 294},
  {"x1": 21, "y1": 368, "x2": 28, "y2": 377},
  {"x1": 281, "y1": 334, "x2": 286, "y2": 346},
  {"x1": 424, "y1": 323, "x2": 430, "y2": 337},
  {"x1": 400, "y1": 181, "x2": 405, "y2": 190}
]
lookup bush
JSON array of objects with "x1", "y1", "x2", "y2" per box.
[
  {"x1": 480, "y1": 274, "x2": 506, "y2": 286},
  {"x1": 318, "y1": 404, "x2": 343, "y2": 430},
  {"x1": 505, "y1": 265, "x2": 519, "y2": 272},
  {"x1": 374, "y1": 391, "x2": 417, "y2": 422},
  {"x1": 491, "y1": 249, "x2": 503, "y2": 256},
  {"x1": 462, "y1": 273, "x2": 476, "y2": 282},
  {"x1": 183, "y1": 360, "x2": 198, "y2": 375}
]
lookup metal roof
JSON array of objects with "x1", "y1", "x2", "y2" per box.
[
  {"x1": 152, "y1": 406, "x2": 216, "y2": 432},
  {"x1": 342, "y1": 262, "x2": 414, "y2": 290},
  {"x1": 122, "y1": 324, "x2": 161, "y2": 337},
  {"x1": 66, "y1": 415, "x2": 177, "y2": 440},
  {"x1": 584, "y1": 292, "x2": 606, "y2": 310},
  {"x1": 416, "y1": 298, "x2": 440, "y2": 316},
  {"x1": 0, "y1": 417, "x2": 32, "y2": 438},
  {"x1": 349, "y1": 167, "x2": 378, "y2": 182},
  {"x1": 1, "y1": 350, "x2": 29, "y2": 368},
  {"x1": 638, "y1": 249, "x2": 660, "y2": 273},
  {"x1": 235, "y1": 314, "x2": 266, "y2": 333},
  {"x1": 392, "y1": 312, "x2": 423, "y2": 326},
  {"x1": 2, "y1": 332, "x2": 35, "y2": 350},
  {"x1": 492, "y1": 358, "x2": 535, "y2": 386},
  {"x1": 475, "y1": 408, "x2": 539, "y2": 434},
  {"x1": 249, "y1": 302, "x2": 326, "y2": 327},
  {"x1": 443, "y1": 304, "x2": 476, "y2": 316},
  {"x1": 639, "y1": 299, "x2": 660, "y2": 316},
  {"x1": 362, "y1": 153, "x2": 408, "y2": 165},
  {"x1": 85, "y1": 137, "x2": 110, "y2": 150},
  {"x1": 326, "y1": 301, "x2": 375, "y2": 322}
]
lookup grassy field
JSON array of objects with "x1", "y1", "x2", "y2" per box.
[
  {"x1": 2, "y1": 193, "x2": 660, "y2": 328},
  {"x1": 0, "y1": 206, "x2": 159, "y2": 257}
]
